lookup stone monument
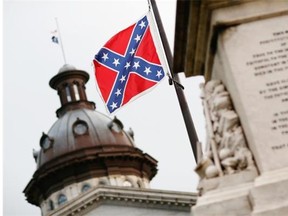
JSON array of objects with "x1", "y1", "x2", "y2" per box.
[{"x1": 173, "y1": 0, "x2": 288, "y2": 215}]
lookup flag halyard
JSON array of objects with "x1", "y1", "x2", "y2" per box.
[{"x1": 93, "y1": 15, "x2": 165, "y2": 113}]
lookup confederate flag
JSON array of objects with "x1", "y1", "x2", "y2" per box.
[{"x1": 93, "y1": 15, "x2": 165, "y2": 113}]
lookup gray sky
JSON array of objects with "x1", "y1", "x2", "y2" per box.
[{"x1": 3, "y1": 1, "x2": 205, "y2": 215}]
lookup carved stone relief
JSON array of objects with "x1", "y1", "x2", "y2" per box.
[{"x1": 196, "y1": 80, "x2": 256, "y2": 179}]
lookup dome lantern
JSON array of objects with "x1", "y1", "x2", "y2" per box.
[{"x1": 49, "y1": 64, "x2": 95, "y2": 118}]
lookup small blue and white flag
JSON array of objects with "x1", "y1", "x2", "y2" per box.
[
  {"x1": 51, "y1": 30, "x2": 59, "y2": 44},
  {"x1": 51, "y1": 36, "x2": 59, "y2": 44}
]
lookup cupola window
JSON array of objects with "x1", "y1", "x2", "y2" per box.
[
  {"x1": 73, "y1": 84, "x2": 80, "y2": 101},
  {"x1": 57, "y1": 194, "x2": 67, "y2": 205},
  {"x1": 65, "y1": 86, "x2": 72, "y2": 102},
  {"x1": 81, "y1": 184, "x2": 91, "y2": 193}
]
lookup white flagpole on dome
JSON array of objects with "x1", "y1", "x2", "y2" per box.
[
  {"x1": 147, "y1": 0, "x2": 199, "y2": 163},
  {"x1": 55, "y1": 17, "x2": 67, "y2": 64}
]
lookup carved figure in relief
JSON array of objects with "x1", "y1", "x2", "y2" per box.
[{"x1": 195, "y1": 80, "x2": 255, "y2": 179}]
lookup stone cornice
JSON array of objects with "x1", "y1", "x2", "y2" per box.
[
  {"x1": 173, "y1": 0, "x2": 288, "y2": 79},
  {"x1": 49, "y1": 186, "x2": 198, "y2": 216}
]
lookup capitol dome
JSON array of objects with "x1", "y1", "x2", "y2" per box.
[
  {"x1": 37, "y1": 109, "x2": 136, "y2": 167},
  {"x1": 24, "y1": 65, "x2": 158, "y2": 208}
]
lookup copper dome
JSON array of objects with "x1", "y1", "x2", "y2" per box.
[
  {"x1": 37, "y1": 108, "x2": 135, "y2": 168},
  {"x1": 24, "y1": 66, "x2": 158, "y2": 206}
]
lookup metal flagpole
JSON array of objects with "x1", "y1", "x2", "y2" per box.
[
  {"x1": 148, "y1": 0, "x2": 199, "y2": 162},
  {"x1": 55, "y1": 17, "x2": 67, "y2": 64}
]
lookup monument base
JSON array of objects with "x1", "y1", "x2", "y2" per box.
[
  {"x1": 250, "y1": 167, "x2": 288, "y2": 216},
  {"x1": 192, "y1": 168, "x2": 288, "y2": 216},
  {"x1": 192, "y1": 170, "x2": 258, "y2": 216},
  {"x1": 192, "y1": 182, "x2": 253, "y2": 216}
]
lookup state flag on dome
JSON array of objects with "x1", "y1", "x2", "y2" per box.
[
  {"x1": 93, "y1": 14, "x2": 165, "y2": 113},
  {"x1": 51, "y1": 30, "x2": 59, "y2": 44}
]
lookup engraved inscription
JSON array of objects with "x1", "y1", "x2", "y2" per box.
[
  {"x1": 271, "y1": 109, "x2": 288, "y2": 136},
  {"x1": 258, "y1": 78, "x2": 288, "y2": 102},
  {"x1": 246, "y1": 30, "x2": 288, "y2": 104},
  {"x1": 244, "y1": 29, "x2": 288, "y2": 140},
  {"x1": 221, "y1": 15, "x2": 288, "y2": 171}
]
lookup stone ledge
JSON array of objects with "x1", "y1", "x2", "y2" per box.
[
  {"x1": 198, "y1": 168, "x2": 258, "y2": 194},
  {"x1": 252, "y1": 201, "x2": 288, "y2": 216},
  {"x1": 249, "y1": 167, "x2": 288, "y2": 215},
  {"x1": 192, "y1": 182, "x2": 253, "y2": 216},
  {"x1": 49, "y1": 186, "x2": 197, "y2": 216}
]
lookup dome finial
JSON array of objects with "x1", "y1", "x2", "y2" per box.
[{"x1": 58, "y1": 64, "x2": 76, "y2": 73}]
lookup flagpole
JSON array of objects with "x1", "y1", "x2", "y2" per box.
[
  {"x1": 148, "y1": 0, "x2": 199, "y2": 162},
  {"x1": 55, "y1": 17, "x2": 67, "y2": 64}
]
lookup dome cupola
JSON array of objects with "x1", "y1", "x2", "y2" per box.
[
  {"x1": 49, "y1": 64, "x2": 95, "y2": 117},
  {"x1": 24, "y1": 65, "x2": 158, "y2": 210}
]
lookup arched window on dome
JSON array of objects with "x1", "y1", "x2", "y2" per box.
[
  {"x1": 98, "y1": 179, "x2": 109, "y2": 186},
  {"x1": 81, "y1": 184, "x2": 91, "y2": 193},
  {"x1": 136, "y1": 180, "x2": 143, "y2": 188},
  {"x1": 57, "y1": 194, "x2": 67, "y2": 205},
  {"x1": 123, "y1": 180, "x2": 133, "y2": 187},
  {"x1": 73, "y1": 118, "x2": 89, "y2": 136},
  {"x1": 98, "y1": 181, "x2": 106, "y2": 186},
  {"x1": 40, "y1": 133, "x2": 54, "y2": 152},
  {"x1": 108, "y1": 116, "x2": 124, "y2": 133},
  {"x1": 48, "y1": 199, "x2": 54, "y2": 211}
]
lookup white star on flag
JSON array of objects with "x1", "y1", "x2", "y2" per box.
[
  {"x1": 133, "y1": 61, "x2": 140, "y2": 70},
  {"x1": 129, "y1": 48, "x2": 135, "y2": 55},
  {"x1": 115, "y1": 89, "x2": 122, "y2": 96},
  {"x1": 144, "y1": 67, "x2": 152, "y2": 75},
  {"x1": 113, "y1": 58, "x2": 120, "y2": 67},
  {"x1": 156, "y1": 70, "x2": 163, "y2": 78},
  {"x1": 134, "y1": 34, "x2": 141, "y2": 42},
  {"x1": 139, "y1": 21, "x2": 146, "y2": 29},
  {"x1": 102, "y1": 53, "x2": 109, "y2": 61},
  {"x1": 110, "y1": 102, "x2": 118, "y2": 110},
  {"x1": 119, "y1": 75, "x2": 126, "y2": 83},
  {"x1": 124, "y1": 62, "x2": 131, "y2": 69}
]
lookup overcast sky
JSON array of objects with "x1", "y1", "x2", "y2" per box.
[{"x1": 3, "y1": 1, "x2": 205, "y2": 215}]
